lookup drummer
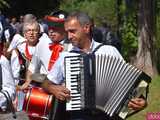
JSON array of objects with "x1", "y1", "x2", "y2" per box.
[
  {"x1": 10, "y1": 20, "x2": 41, "y2": 111},
  {"x1": 19, "y1": 11, "x2": 72, "y2": 120},
  {"x1": 20, "y1": 11, "x2": 72, "y2": 90}
]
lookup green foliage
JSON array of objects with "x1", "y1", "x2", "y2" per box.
[
  {"x1": 60, "y1": 0, "x2": 138, "y2": 60},
  {"x1": 156, "y1": 0, "x2": 160, "y2": 48},
  {"x1": 0, "y1": 0, "x2": 9, "y2": 8},
  {"x1": 156, "y1": 0, "x2": 160, "y2": 73},
  {"x1": 157, "y1": 0, "x2": 160, "y2": 14},
  {"x1": 60, "y1": 0, "x2": 117, "y2": 28},
  {"x1": 121, "y1": 13, "x2": 138, "y2": 61},
  {"x1": 119, "y1": 1, "x2": 138, "y2": 61}
]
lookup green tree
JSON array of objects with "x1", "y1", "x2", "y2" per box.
[
  {"x1": 119, "y1": 0, "x2": 138, "y2": 61},
  {"x1": 156, "y1": 0, "x2": 160, "y2": 73},
  {"x1": 60, "y1": 0, "x2": 159, "y2": 77},
  {"x1": 134, "y1": 0, "x2": 158, "y2": 77},
  {"x1": 0, "y1": 0, "x2": 9, "y2": 8},
  {"x1": 60, "y1": 0, "x2": 117, "y2": 29}
]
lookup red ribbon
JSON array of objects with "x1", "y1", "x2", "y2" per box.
[{"x1": 48, "y1": 43, "x2": 64, "y2": 71}]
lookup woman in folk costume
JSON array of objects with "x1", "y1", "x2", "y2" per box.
[{"x1": 10, "y1": 20, "x2": 40, "y2": 112}]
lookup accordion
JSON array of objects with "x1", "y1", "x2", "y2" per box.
[{"x1": 64, "y1": 53, "x2": 151, "y2": 119}]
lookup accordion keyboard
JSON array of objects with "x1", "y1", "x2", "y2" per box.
[{"x1": 65, "y1": 56, "x2": 82, "y2": 110}]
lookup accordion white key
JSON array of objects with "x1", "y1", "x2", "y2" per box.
[{"x1": 64, "y1": 54, "x2": 151, "y2": 119}]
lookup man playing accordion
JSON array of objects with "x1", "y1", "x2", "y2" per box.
[{"x1": 42, "y1": 11, "x2": 148, "y2": 120}]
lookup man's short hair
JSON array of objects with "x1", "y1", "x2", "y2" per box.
[{"x1": 65, "y1": 11, "x2": 92, "y2": 26}]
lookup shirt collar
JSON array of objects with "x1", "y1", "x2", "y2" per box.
[
  {"x1": 71, "y1": 38, "x2": 96, "y2": 53},
  {"x1": 49, "y1": 39, "x2": 65, "y2": 45}
]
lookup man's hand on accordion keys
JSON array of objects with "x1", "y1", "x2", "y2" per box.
[
  {"x1": 49, "y1": 83, "x2": 70, "y2": 101},
  {"x1": 128, "y1": 97, "x2": 147, "y2": 111},
  {"x1": 42, "y1": 80, "x2": 71, "y2": 101}
]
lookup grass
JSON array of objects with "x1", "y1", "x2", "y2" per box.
[{"x1": 127, "y1": 76, "x2": 160, "y2": 120}]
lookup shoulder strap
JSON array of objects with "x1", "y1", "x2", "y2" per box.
[
  {"x1": 15, "y1": 48, "x2": 26, "y2": 64},
  {"x1": 0, "y1": 63, "x2": 2, "y2": 91},
  {"x1": 92, "y1": 43, "x2": 104, "y2": 54},
  {"x1": 15, "y1": 48, "x2": 28, "y2": 79},
  {"x1": 70, "y1": 43, "x2": 104, "y2": 54}
]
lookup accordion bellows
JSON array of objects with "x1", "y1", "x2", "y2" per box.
[{"x1": 64, "y1": 54, "x2": 151, "y2": 119}]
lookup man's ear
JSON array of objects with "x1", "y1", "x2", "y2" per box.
[{"x1": 83, "y1": 23, "x2": 91, "y2": 33}]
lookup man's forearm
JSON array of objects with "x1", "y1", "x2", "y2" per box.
[
  {"x1": 41, "y1": 79, "x2": 56, "y2": 94},
  {"x1": 42, "y1": 78, "x2": 70, "y2": 101}
]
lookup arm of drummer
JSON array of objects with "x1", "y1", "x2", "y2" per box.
[
  {"x1": 18, "y1": 70, "x2": 33, "y2": 90},
  {"x1": 21, "y1": 44, "x2": 42, "y2": 90},
  {"x1": 18, "y1": 52, "x2": 41, "y2": 90}
]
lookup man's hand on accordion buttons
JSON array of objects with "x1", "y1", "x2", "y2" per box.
[
  {"x1": 53, "y1": 85, "x2": 70, "y2": 101},
  {"x1": 128, "y1": 98, "x2": 147, "y2": 111}
]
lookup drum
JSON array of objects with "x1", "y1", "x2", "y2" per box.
[{"x1": 23, "y1": 87, "x2": 53, "y2": 120}]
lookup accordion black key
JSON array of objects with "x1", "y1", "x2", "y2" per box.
[{"x1": 64, "y1": 54, "x2": 151, "y2": 119}]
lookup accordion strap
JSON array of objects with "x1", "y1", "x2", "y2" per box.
[
  {"x1": 92, "y1": 43, "x2": 104, "y2": 54},
  {"x1": 70, "y1": 44, "x2": 104, "y2": 54}
]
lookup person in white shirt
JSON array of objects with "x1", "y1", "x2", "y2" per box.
[
  {"x1": 42, "y1": 11, "x2": 148, "y2": 120},
  {"x1": 6, "y1": 13, "x2": 44, "y2": 59},
  {"x1": 21, "y1": 13, "x2": 72, "y2": 90},
  {"x1": 10, "y1": 20, "x2": 40, "y2": 112},
  {"x1": 11, "y1": 20, "x2": 40, "y2": 83},
  {"x1": 7, "y1": 34, "x2": 26, "y2": 53},
  {"x1": 0, "y1": 54, "x2": 15, "y2": 111}
]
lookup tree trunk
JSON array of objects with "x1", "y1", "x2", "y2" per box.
[{"x1": 134, "y1": 0, "x2": 158, "y2": 77}]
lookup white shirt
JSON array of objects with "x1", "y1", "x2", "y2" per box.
[
  {"x1": 28, "y1": 34, "x2": 52, "y2": 74},
  {"x1": 7, "y1": 33, "x2": 49, "y2": 52},
  {"x1": 0, "y1": 55, "x2": 15, "y2": 109},
  {"x1": 0, "y1": 22, "x2": 3, "y2": 42},
  {"x1": 47, "y1": 40, "x2": 123, "y2": 84},
  {"x1": 11, "y1": 42, "x2": 36, "y2": 80},
  {"x1": 7, "y1": 34, "x2": 26, "y2": 52},
  {"x1": 4, "y1": 29, "x2": 10, "y2": 42},
  {"x1": 10, "y1": 33, "x2": 50, "y2": 79},
  {"x1": 28, "y1": 35, "x2": 73, "y2": 75}
]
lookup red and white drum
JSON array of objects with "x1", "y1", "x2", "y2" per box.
[{"x1": 23, "y1": 87, "x2": 53, "y2": 120}]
